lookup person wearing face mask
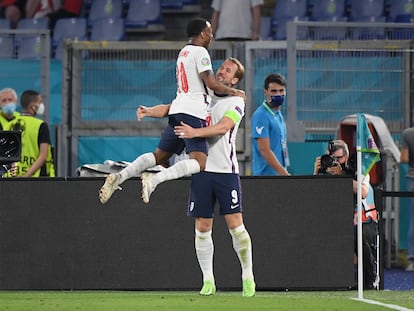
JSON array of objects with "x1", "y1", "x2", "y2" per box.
[
  {"x1": 251, "y1": 73, "x2": 290, "y2": 176},
  {"x1": 0, "y1": 88, "x2": 20, "y2": 130},
  {"x1": 4, "y1": 89, "x2": 55, "y2": 177}
]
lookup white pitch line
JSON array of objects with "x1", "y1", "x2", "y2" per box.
[{"x1": 351, "y1": 298, "x2": 414, "y2": 311}]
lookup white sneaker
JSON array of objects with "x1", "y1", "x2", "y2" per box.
[
  {"x1": 406, "y1": 259, "x2": 414, "y2": 272},
  {"x1": 141, "y1": 172, "x2": 156, "y2": 203},
  {"x1": 99, "y1": 173, "x2": 122, "y2": 204}
]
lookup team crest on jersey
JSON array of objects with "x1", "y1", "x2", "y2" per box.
[
  {"x1": 201, "y1": 57, "x2": 210, "y2": 66},
  {"x1": 235, "y1": 106, "x2": 242, "y2": 115}
]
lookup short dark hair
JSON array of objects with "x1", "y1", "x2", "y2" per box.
[
  {"x1": 187, "y1": 18, "x2": 209, "y2": 37},
  {"x1": 264, "y1": 73, "x2": 286, "y2": 89},
  {"x1": 20, "y1": 90, "x2": 40, "y2": 109}
]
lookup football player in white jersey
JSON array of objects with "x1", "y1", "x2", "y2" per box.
[
  {"x1": 99, "y1": 18, "x2": 246, "y2": 205},
  {"x1": 137, "y1": 58, "x2": 255, "y2": 297}
]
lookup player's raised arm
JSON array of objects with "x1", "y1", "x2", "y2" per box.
[
  {"x1": 136, "y1": 104, "x2": 171, "y2": 121},
  {"x1": 200, "y1": 70, "x2": 246, "y2": 101}
]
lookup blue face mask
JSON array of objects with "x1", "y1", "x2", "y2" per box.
[
  {"x1": 1, "y1": 102, "x2": 17, "y2": 115},
  {"x1": 270, "y1": 95, "x2": 285, "y2": 107}
]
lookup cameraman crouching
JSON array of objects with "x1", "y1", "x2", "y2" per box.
[{"x1": 313, "y1": 139, "x2": 378, "y2": 290}]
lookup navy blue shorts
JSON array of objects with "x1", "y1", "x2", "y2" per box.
[
  {"x1": 158, "y1": 113, "x2": 208, "y2": 155},
  {"x1": 187, "y1": 171, "x2": 243, "y2": 218}
]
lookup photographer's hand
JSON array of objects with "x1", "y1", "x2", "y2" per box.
[
  {"x1": 326, "y1": 163, "x2": 343, "y2": 175},
  {"x1": 313, "y1": 157, "x2": 321, "y2": 175}
]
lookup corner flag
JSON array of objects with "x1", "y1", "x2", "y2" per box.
[
  {"x1": 355, "y1": 113, "x2": 381, "y2": 299},
  {"x1": 356, "y1": 113, "x2": 380, "y2": 176}
]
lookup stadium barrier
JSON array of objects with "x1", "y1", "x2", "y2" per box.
[{"x1": 0, "y1": 176, "x2": 359, "y2": 290}]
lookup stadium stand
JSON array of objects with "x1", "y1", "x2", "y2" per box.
[
  {"x1": 0, "y1": 18, "x2": 14, "y2": 58},
  {"x1": 17, "y1": 36, "x2": 43, "y2": 59},
  {"x1": 53, "y1": 18, "x2": 87, "y2": 59},
  {"x1": 386, "y1": 0, "x2": 414, "y2": 21},
  {"x1": 125, "y1": 0, "x2": 162, "y2": 28},
  {"x1": 271, "y1": 0, "x2": 309, "y2": 40},
  {"x1": 349, "y1": 15, "x2": 386, "y2": 40},
  {"x1": 0, "y1": 18, "x2": 11, "y2": 29},
  {"x1": 347, "y1": 0, "x2": 385, "y2": 19},
  {"x1": 16, "y1": 18, "x2": 49, "y2": 59},
  {"x1": 260, "y1": 16, "x2": 272, "y2": 40},
  {"x1": 309, "y1": 0, "x2": 347, "y2": 20},
  {"x1": 17, "y1": 17, "x2": 49, "y2": 31},
  {"x1": 161, "y1": 0, "x2": 184, "y2": 9},
  {"x1": 0, "y1": 36, "x2": 15, "y2": 58},
  {"x1": 312, "y1": 16, "x2": 348, "y2": 40},
  {"x1": 87, "y1": 0, "x2": 124, "y2": 25},
  {"x1": 90, "y1": 17, "x2": 125, "y2": 41}
]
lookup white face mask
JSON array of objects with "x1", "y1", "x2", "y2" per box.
[{"x1": 36, "y1": 102, "x2": 45, "y2": 116}]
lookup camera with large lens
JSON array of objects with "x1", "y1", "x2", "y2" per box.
[{"x1": 318, "y1": 154, "x2": 337, "y2": 174}]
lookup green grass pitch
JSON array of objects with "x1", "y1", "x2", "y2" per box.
[{"x1": 0, "y1": 290, "x2": 413, "y2": 311}]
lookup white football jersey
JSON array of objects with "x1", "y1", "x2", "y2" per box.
[
  {"x1": 169, "y1": 45, "x2": 213, "y2": 120},
  {"x1": 205, "y1": 94, "x2": 245, "y2": 173}
]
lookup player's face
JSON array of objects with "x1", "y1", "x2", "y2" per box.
[{"x1": 215, "y1": 61, "x2": 238, "y2": 86}]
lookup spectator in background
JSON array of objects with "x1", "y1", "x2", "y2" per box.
[
  {"x1": 26, "y1": 0, "x2": 82, "y2": 29},
  {"x1": 47, "y1": 0, "x2": 82, "y2": 29},
  {"x1": 251, "y1": 73, "x2": 290, "y2": 176},
  {"x1": 5, "y1": 90, "x2": 55, "y2": 177},
  {"x1": 25, "y1": 0, "x2": 60, "y2": 19},
  {"x1": 211, "y1": 0, "x2": 263, "y2": 41},
  {"x1": 313, "y1": 140, "x2": 379, "y2": 289},
  {"x1": 0, "y1": 88, "x2": 20, "y2": 130},
  {"x1": 400, "y1": 127, "x2": 414, "y2": 272},
  {"x1": 0, "y1": 0, "x2": 26, "y2": 28}
]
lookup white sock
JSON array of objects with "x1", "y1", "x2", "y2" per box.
[
  {"x1": 152, "y1": 158, "x2": 200, "y2": 186},
  {"x1": 195, "y1": 229, "x2": 214, "y2": 283},
  {"x1": 229, "y1": 224, "x2": 254, "y2": 281},
  {"x1": 118, "y1": 152, "x2": 156, "y2": 184}
]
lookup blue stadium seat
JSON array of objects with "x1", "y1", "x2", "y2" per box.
[
  {"x1": 271, "y1": 0, "x2": 309, "y2": 40},
  {"x1": 53, "y1": 18, "x2": 87, "y2": 59},
  {"x1": 0, "y1": 18, "x2": 10, "y2": 29},
  {"x1": 90, "y1": 17, "x2": 125, "y2": 41},
  {"x1": 272, "y1": 0, "x2": 309, "y2": 19},
  {"x1": 53, "y1": 18, "x2": 87, "y2": 43},
  {"x1": 17, "y1": 17, "x2": 49, "y2": 30},
  {"x1": 348, "y1": 0, "x2": 385, "y2": 18},
  {"x1": 260, "y1": 16, "x2": 272, "y2": 40},
  {"x1": 125, "y1": 0, "x2": 162, "y2": 27},
  {"x1": 161, "y1": 0, "x2": 183, "y2": 9},
  {"x1": 309, "y1": 0, "x2": 346, "y2": 20},
  {"x1": 387, "y1": 0, "x2": 414, "y2": 21},
  {"x1": 348, "y1": 16, "x2": 386, "y2": 40},
  {"x1": 16, "y1": 18, "x2": 49, "y2": 55},
  {"x1": 88, "y1": 0, "x2": 123, "y2": 24},
  {"x1": 17, "y1": 36, "x2": 44, "y2": 59},
  {"x1": 0, "y1": 36, "x2": 15, "y2": 58},
  {"x1": 312, "y1": 16, "x2": 348, "y2": 40},
  {"x1": 272, "y1": 16, "x2": 310, "y2": 40},
  {"x1": 389, "y1": 14, "x2": 414, "y2": 39}
]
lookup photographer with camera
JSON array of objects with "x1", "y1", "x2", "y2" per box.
[{"x1": 313, "y1": 139, "x2": 378, "y2": 289}]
